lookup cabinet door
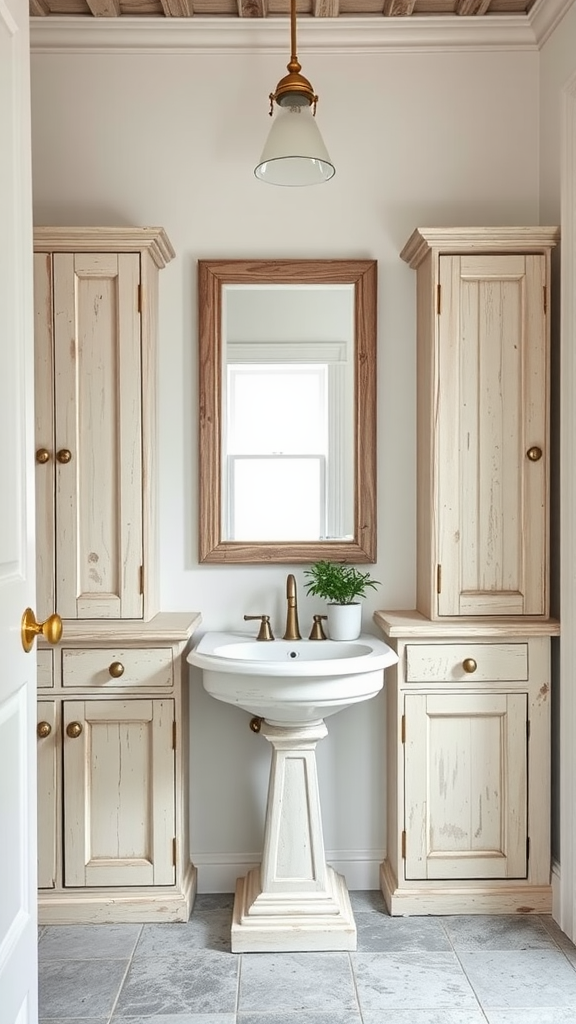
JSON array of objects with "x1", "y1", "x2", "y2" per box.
[
  {"x1": 37, "y1": 701, "x2": 58, "y2": 889},
  {"x1": 52, "y1": 252, "x2": 144, "y2": 619},
  {"x1": 63, "y1": 699, "x2": 175, "y2": 888},
  {"x1": 436, "y1": 253, "x2": 548, "y2": 617},
  {"x1": 404, "y1": 691, "x2": 527, "y2": 880}
]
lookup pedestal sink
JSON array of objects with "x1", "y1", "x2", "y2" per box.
[{"x1": 188, "y1": 632, "x2": 398, "y2": 952}]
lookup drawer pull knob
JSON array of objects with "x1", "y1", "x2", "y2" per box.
[
  {"x1": 37, "y1": 721, "x2": 52, "y2": 738},
  {"x1": 36, "y1": 448, "x2": 50, "y2": 464},
  {"x1": 66, "y1": 721, "x2": 83, "y2": 739},
  {"x1": 463, "y1": 658, "x2": 477, "y2": 674},
  {"x1": 56, "y1": 448, "x2": 72, "y2": 464},
  {"x1": 527, "y1": 445, "x2": 543, "y2": 462},
  {"x1": 108, "y1": 661, "x2": 125, "y2": 678}
]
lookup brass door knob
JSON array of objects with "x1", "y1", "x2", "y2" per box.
[
  {"x1": 36, "y1": 448, "x2": 50, "y2": 464},
  {"x1": 462, "y1": 658, "x2": 477, "y2": 674},
  {"x1": 21, "y1": 608, "x2": 63, "y2": 653},
  {"x1": 37, "y1": 721, "x2": 52, "y2": 738},
  {"x1": 66, "y1": 721, "x2": 83, "y2": 739},
  {"x1": 56, "y1": 448, "x2": 72, "y2": 464},
  {"x1": 527, "y1": 446, "x2": 543, "y2": 462},
  {"x1": 108, "y1": 661, "x2": 125, "y2": 678}
]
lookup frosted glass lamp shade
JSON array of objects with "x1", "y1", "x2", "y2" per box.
[{"x1": 255, "y1": 105, "x2": 335, "y2": 187}]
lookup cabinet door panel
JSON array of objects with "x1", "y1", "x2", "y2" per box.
[
  {"x1": 37, "y1": 701, "x2": 58, "y2": 889},
  {"x1": 53, "y1": 253, "x2": 143, "y2": 619},
  {"x1": 437, "y1": 253, "x2": 547, "y2": 617},
  {"x1": 63, "y1": 699, "x2": 175, "y2": 888},
  {"x1": 404, "y1": 691, "x2": 527, "y2": 880}
]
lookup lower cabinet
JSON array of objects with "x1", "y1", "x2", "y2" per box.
[
  {"x1": 36, "y1": 613, "x2": 200, "y2": 924},
  {"x1": 375, "y1": 612, "x2": 559, "y2": 916}
]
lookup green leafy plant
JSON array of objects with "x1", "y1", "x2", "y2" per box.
[{"x1": 303, "y1": 561, "x2": 381, "y2": 605}]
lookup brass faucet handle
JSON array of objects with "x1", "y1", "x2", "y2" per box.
[
  {"x1": 244, "y1": 614, "x2": 275, "y2": 641},
  {"x1": 309, "y1": 614, "x2": 328, "y2": 641}
]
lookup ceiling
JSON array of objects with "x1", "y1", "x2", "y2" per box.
[{"x1": 29, "y1": 0, "x2": 537, "y2": 23}]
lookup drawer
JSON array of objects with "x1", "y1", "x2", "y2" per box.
[
  {"x1": 61, "y1": 648, "x2": 173, "y2": 689},
  {"x1": 37, "y1": 649, "x2": 54, "y2": 689},
  {"x1": 405, "y1": 643, "x2": 528, "y2": 683}
]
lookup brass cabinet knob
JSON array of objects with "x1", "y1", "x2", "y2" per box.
[
  {"x1": 36, "y1": 448, "x2": 50, "y2": 464},
  {"x1": 462, "y1": 658, "x2": 477, "y2": 674},
  {"x1": 527, "y1": 446, "x2": 543, "y2": 462},
  {"x1": 21, "y1": 608, "x2": 63, "y2": 653},
  {"x1": 56, "y1": 448, "x2": 72, "y2": 464},
  {"x1": 37, "y1": 721, "x2": 52, "y2": 739},
  {"x1": 66, "y1": 721, "x2": 83, "y2": 739},
  {"x1": 108, "y1": 661, "x2": 125, "y2": 678}
]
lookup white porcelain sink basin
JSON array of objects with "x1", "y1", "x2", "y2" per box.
[{"x1": 188, "y1": 631, "x2": 398, "y2": 726}]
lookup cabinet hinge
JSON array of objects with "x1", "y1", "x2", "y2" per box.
[
  {"x1": 436, "y1": 564, "x2": 442, "y2": 594},
  {"x1": 137, "y1": 283, "x2": 142, "y2": 314},
  {"x1": 172, "y1": 837, "x2": 177, "y2": 866},
  {"x1": 436, "y1": 283, "x2": 442, "y2": 315},
  {"x1": 401, "y1": 831, "x2": 406, "y2": 860},
  {"x1": 139, "y1": 565, "x2": 144, "y2": 595},
  {"x1": 172, "y1": 720, "x2": 177, "y2": 750},
  {"x1": 543, "y1": 285, "x2": 547, "y2": 315},
  {"x1": 401, "y1": 715, "x2": 406, "y2": 744},
  {"x1": 526, "y1": 836, "x2": 530, "y2": 861}
]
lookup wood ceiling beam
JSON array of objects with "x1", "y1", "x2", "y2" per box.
[
  {"x1": 382, "y1": 0, "x2": 416, "y2": 15},
  {"x1": 455, "y1": 0, "x2": 492, "y2": 13},
  {"x1": 237, "y1": 0, "x2": 267, "y2": 15},
  {"x1": 160, "y1": 0, "x2": 193, "y2": 13},
  {"x1": 313, "y1": 0, "x2": 340, "y2": 16},
  {"x1": 85, "y1": 0, "x2": 121, "y2": 14}
]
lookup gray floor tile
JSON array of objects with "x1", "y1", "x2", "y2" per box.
[
  {"x1": 238, "y1": 1014, "x2": 362, "y2": 1024},
  {"x1": 484, "y1": 1012, "x2": 576, "y2": 1024},
  {"x1": 362, "y1": 1012, "x2": 487, "y2": 1024},
  {"x1": 112, "y1": 1016, "x2": 236, "y2": 1024},
  {"x1": 352, "y1": 951, "x2": 479, "y2": 1011},
  {"x1": 40, "y1": 1020, "x2": 108, "y2": 1024},
  {"x1": 459, "y1": 948, "x2": 576, "y2": 1008},
  {"x1": 238, "y1": 952, "x2": 357, "y2": 1013},
  {"x1": 541, "y1": 914, "x2": 576, "y2": 951},
  {"x1": 39, "y1": 923, "x2": 142, "y2": 960},
  {"x1": 443, "y1": 914, "x2": 556, "y2": 950},
  {"x1": 136, "y1": 911, "x2": 232, "y2": 955},
  {"x1": 348, "y1": 890, "x2": 386, "y2": 914},
  {"x1": 356, "y1": 913, "x2": 451, "y2": 952},
  {"x1": 114, "y1": 950, "x2": 239, "y2": 1016},
  {"x1": 38, "y1": 958, "x2": 128, "y2": 1018},
  {"x1": 194, "y1": 893, "x2": 235, "y2": 912}
]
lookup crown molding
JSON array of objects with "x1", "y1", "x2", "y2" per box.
[{"x1": 29, "y1": 1, "x2": 575, "y2": 55}]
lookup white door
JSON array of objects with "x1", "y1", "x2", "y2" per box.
[{"x1": 0, "y1": 0, "x2": 38, "y2": 1018}]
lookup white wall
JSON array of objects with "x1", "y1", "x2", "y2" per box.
[{"x1": 31, "y1": 42, "x2": 541, "y2": 890}]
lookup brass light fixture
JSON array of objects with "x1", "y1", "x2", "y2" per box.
[{"x1": 254, "y1": 0, "x2": 335, "y2": 186}]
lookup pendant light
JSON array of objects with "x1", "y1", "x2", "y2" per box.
[{"x1": 254, "y1": 0, "x2": 335, "y2": 187}]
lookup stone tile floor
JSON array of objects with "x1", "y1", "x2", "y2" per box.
[{"x1": 38, "y1": 891, "x2": 576, "y2": 1023}]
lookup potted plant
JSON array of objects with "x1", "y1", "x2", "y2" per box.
[{"x1": 303, "y1": 561, "x2": 381, "y2": 641}]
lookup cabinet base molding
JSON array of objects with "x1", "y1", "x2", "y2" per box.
[
  {"x1": 38, "y1": 862, "x2": 197, "y2": 924},
  {"x1": 381, "y1": 860, "x2": 552, "y2": 917}
]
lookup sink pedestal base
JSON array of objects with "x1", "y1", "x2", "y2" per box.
[{"x1": 230, "y1": 720, "x2": 357, "y2": 953}]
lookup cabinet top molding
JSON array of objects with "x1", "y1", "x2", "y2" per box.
[
  {"x1": 400, "y1": 226, "x2": 560, "y2": 269},
  {"x1": 33, "y1": 226, "x2": 175, "y2": 269}
]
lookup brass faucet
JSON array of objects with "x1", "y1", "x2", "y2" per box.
[{"x1": 283, "y1": 573, "x2": 302, "y2": 641}]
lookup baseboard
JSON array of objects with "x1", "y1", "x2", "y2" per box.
[{"x1": 193, "y1": 850, "x2": 383, "y2": 893}]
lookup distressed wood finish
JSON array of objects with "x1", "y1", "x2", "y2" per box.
[
  {"x1": 198, "y1": 258, "x2": 377, "y2": 563},
  {"x1": 37, "y1": 700, "x2": 58, "y2": 889},
  {"x1": 28, "y1": 0, "x2": 539, "y2": 17},
  {"x1": 37, "y1": 613, "x2": 200, "y2": 923},
  {"x1": 33, "y1": 227, "x2": 174, "y2": 622},
  {"x1": 401, "y1": 227, "x2": 558, "y2": 621},
  {"x1": 375, "y1": 614, "x2": 553, "y2": 914}
]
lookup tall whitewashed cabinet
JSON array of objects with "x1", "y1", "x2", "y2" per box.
[
  {"x1": 375, "y1": 227, "x2": 560, "y2": 915},
  {"x1": 33, "y1": 227, "x2": 200, "y2": 923}
]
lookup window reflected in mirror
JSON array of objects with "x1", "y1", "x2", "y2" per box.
[{"x1": 198, "y1": 260, "x2": 377, "y2": 564}]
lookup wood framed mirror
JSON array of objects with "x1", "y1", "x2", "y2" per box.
[{"x1": 198, "y1": 259, "x2": 377, "y2": 564}]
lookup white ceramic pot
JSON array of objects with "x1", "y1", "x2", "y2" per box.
[{"x1": 326, "y1": 602, "x2": 362, "y2": 641}]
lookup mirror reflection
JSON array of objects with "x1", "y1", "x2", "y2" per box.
[{"x1": 198, "y1": 260, "x2": 377, "y2": 564}]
